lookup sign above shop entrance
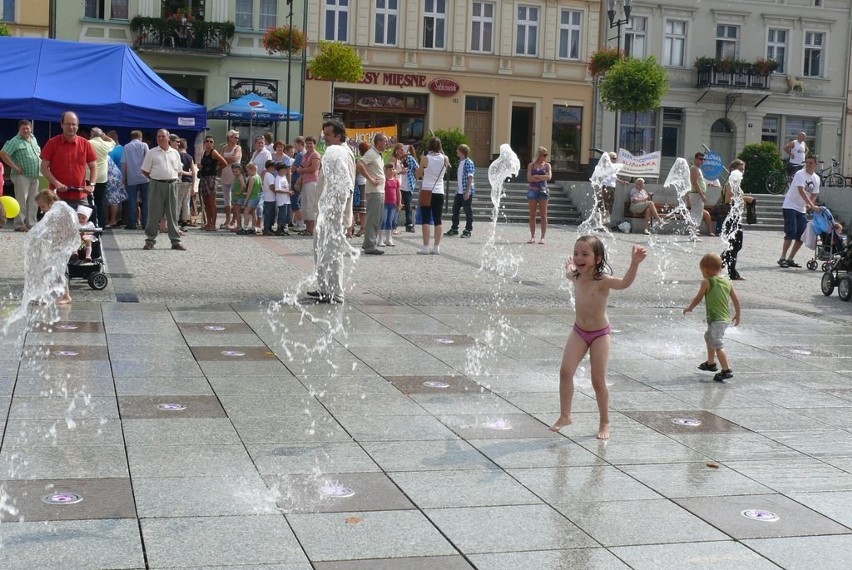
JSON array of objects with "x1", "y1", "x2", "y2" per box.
[{"x1": 428, "y1": 77, "x2": 460, "y2": 97}]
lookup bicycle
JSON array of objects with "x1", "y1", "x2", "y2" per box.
[
  {"x1": 816, "y1": 157, "x2": 846, "y2": 188},
  {"x1": 764, "y1": 168, "x2": 791, "y2": 195}
]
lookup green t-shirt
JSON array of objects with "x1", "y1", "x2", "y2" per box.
[
  {"x1": 706, "y1": 275, "x2": 732, "y2": 322},
  {"x1": 246, "y1": 174, "x2": 262, "y2": 200}
]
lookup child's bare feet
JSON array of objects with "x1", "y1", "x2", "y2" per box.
[
  {"x1": 597, "y1": 423, "x2": 610, "y2": 440},
  {"x1": 57, "y1": 295, "x2": 72, "y2": 305},
  {"x1": 549, "y1": 415, "x2": 573, "y2": 432}
]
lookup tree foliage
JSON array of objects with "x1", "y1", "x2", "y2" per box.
[
  {"x1": 738, "y1": 142, "x2": 785, "y2": 194},
  {"x1": 0, "y1": 23, "x2": 10, "y2": 36},
  {"x1": 432, "y1": 128, "x2": 470, "y2": 179},
  {"x1": 599, "y1": 56, "x2": 669, "y2": 113},
  {"x1": 308, "y1": 41, "x2": 364, "y2": 84}
]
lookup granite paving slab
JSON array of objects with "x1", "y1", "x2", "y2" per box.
[
  {"x1": 20, "y1": 344, "x2": 108, "y2": 360},
  {"x1": 313, "y1": 556, "x2": 473, "y2": 569},
  {"x1": 743, "y1": 534, "x2": 852, "y2": 570},
  {"x1": 675, "y1": 493, "x2": 852, "y2": 539},
  {"x1": 286, "y1": 510, "x2": 458, "y2": 561},
  {"x1": 122, "y1": 418, "x2": 241, "y2": 446},
  {"x1": 125, "y1": 445, "x2": 257, "y2": 478},
  {"x1": 11, "y1": 375, "x2": 116, "y2": 397},
  {"x1": 725, "y1": 458, "x2": 852, "y2": 493},
  {"x1": 510, "y1": 465, "x2": 662, "y2": 504},
  {"x1": 117, "y1": 395, "x2": 225, "y2": 419},
  {"x1": 622, "y1": 410, "x2": 749, "y2": 434},
  {"x1": 0, "y1": 477, "x2": 135, "y2": 521},
  {"x1": 469, "y1": 437, "x2": 605, "y2": 469},
  {"x1": 8, "y1": 395, "x2": 119, "y2": 421},
  {"x1": 31, "y1": 321, "x2": 104, "y2": 333},
  {"x1": 2, "y1": 418, "x2": 124, "y2": 448},
  {"x1": 390, "y1": 468, "x2": 541, "y2": 508},
  {"x1": 789, "y1": 490, "x2": 852, "y2": 528},
  {"x1": 437, "y1": 413, "x2": 558, "y2": 439},
  {"x1": 384, "y1": 375, "x2": 483, "y2": 394},
  {"x1": 619, "y1": 462, "x2": 772, "y2": 498},
  {"x1": 267, "y1": 471, "x2": 414, "y2": 513},
  {"x1": 0, "y1": 444, "x2": 129, "y2": 479},
  {"x1": 468, "y1": 549, "x2": 631, "y2": 570},
  {"x1": 113, "y1": 375, "x2": 214, "y2": 396},
  {"x1": 191, "y1": 345, "x2": 279, "y2": 361},
  {"x1": 248, "y1": 442, "x2": 380, "y2": 475},
  {"x1": 360, "y1": 440, "x2": 497, "y2": 472},
  {"x1": 325, "y1": 413, "x2": 461, "y2": 442},
  {"x1": 133, "y1": 474, "x2": 279, "y2": 517},
  {"x1": 141, "y1": 515, "x2": 309, "y2": 567},
  {"x1": 609, "y1": 541, "x2": 778, "y2": 570},
  {"x1": 178, "y1": 322, "x2": 257, "y2": 334}
]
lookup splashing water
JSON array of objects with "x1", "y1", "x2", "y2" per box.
[
  {"x1": 580, "y1": 152, "x2": 622, "y2": 238},
  {"x1": 719, "y1": 169, "x2": 745, "y2": 251},
  {"x1": 664, "y1": 157, "x2": 698, "y2": 239}
]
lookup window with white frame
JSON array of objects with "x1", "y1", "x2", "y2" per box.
[
  {"x1": 375, "y1": 0, "x2": 398, "y2": 46},
  {"x1": 803, "y1": 31, "x2": 824, "y2": 77},
  {"x1": 715, "y1": 24, "x2": 738, "y2": 59},
  {"x1": 558, "y1": 9, "x2": 582, "y2": 60},
  {"x1": 663, "y1": 19, "x2": 687, "y2": 67},
  {"x1": 111, "y1": 0, "x2": 128, "y2": 20},
  {"x1": 325, "y1": 0, "x2": 349, "y2": 42},
  {"x1": 761, "y1": 115, "x2": 779, "y2": 145},
  {"x1": 259, "y1": 0, "x2": 277, "y2": 30},
  {"x1": 620, "y1": 111, "x2": 657, "y2": 155},
  {"x1": 624, "y1": 16, "x2": 646, "y2": 58},
  {"x1": 423, "y1": 0, "x2": 446, "y2": 50},
  {"x1": 470, "y1": 1, "x2": 494, "y2": 53},
  {"x1": 1, "y1": 0, "x2": 12, "y2": 21},
  {"x1": 83, "y1": 0, "x2": 127, "y2": 20},
  {"x1": 235, "y1": 0, "x2": 253, "y2": 29},
  {"x1": 766, "y1": 29, "x2": 787, "y2": 73},
  {"x1": 84, "y1": 0, "x2": 102, "y2": 18},
  {"x1": 516, "y1": 5, "x2": 539, "y2": 56}
]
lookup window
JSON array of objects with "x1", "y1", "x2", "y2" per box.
[
  {"x1": 110, "y1": 0, "x2": 128, "y2": 20},
  {"x1": 620, "y1": 111, "x2": 656, "y2": 155},
  {"x1": 663, "y1": 19, "x2": 687, "y2": 67},
  {"x1": 767, "y1": 29, "x2": 787, "y2": 74},
  {"x1": 558, "y1": 9, "x2": 582, "y2": 60},
  {"x1": 624, "y1": 16, "x2": 646, "y2": 58},
  {"x1": 84, "y1": 0, "x2": 129, "y2": 20},
  {"x1": 552, "y1": 105, "x2": 583, "y2": 172},
  {"x1": 715, "y1": 24, "x2": 738, "y2": 59},
  {"x1": 803, "y1": 31, "x2": 824, "y2": 77},
  {"x1": 325, "y1": 0, "x2": 348, "y2": 42},
  {"x1": 423, "y1": 0, "x2": 446, "y2": 49},
  {"x1": 84, "y1": 0, "x2": 103, "y2": 19},
  {"x1": 516, "y1": 5, "x2": 538, "y2": 56},
  {"x1": 259, "y1": 0, "x2": 277, "y2": 30},
  {"x1": 1, "y1": 0, "x2": 11, "y2": 21},
  {"x1": 761, "y1": 115, "x2": 779, "y2": 145},
  {"x1": 785, "y1": 117, "x2": 817, "y2": 153},
  {"x1": 375, "y1": 0, "x2": 398, "y2": 46},
  {"x1": 661, "y1": 108, "x2": 683, "y2": 157},
  {"x1": 470, "y1": 2, "x2": 494, "y2": 53},
  {"x1": 235, "y1": 0, "x2": 253, "y2": 29}
]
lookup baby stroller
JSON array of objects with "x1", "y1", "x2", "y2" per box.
[
  {"x1": 67, "y1": 227, "x2": 109, "y2": 290},
  {"x1": 807, "y1": 208, "x2": 843, "y2": 271}
]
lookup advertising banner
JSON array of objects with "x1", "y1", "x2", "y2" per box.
[
  {"x1": 616, "y1": 148, "x2": 662, "y2": 177},
  {"x1": 346, "y1": 125, "x2": 399, "y2": 146}
]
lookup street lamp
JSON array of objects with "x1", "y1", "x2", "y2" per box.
[
  {"x1": 285, "y1": 0, "x2": 293, "y2": 142},
  {"x1": 606, "y1": 0, "x2": 632, "y2": 151}
]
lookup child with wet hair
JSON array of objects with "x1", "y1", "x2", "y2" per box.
[
  {"x1": 550, "y1": 235, "x2": 647, "y2": 439},
  {"x1": 75, "y1": 205, "x2": 96, "y2": 263},
  {"x1": 683, "y1": 253, "x2": 741, "y2": 382}
]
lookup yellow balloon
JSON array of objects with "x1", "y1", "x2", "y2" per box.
[{"x1": 0, "y1": 196, "x2": 20, "y2": 219}]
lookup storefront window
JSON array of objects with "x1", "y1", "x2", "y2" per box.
[
  {"x1": 551, "y1": 105, "x2": 582, "y2": 172},
  {"x1": 333, "y1": 89, "x2": 428, "y2": 144},
  {"x1": 619, "y1": 111, "x2": 656, "y2": 155}
]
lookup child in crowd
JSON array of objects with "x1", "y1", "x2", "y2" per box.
[
  {"x1": 261, "y1": 160, "x2": 278, "y2": 236},
  {"x1": 33, "y1": 190, "x2": 78, "y2": 305},
  {"x1": 550, "y1": 236, "x2": 647, "y2": 439},
  {"x1": 242, "y1": 162, "x2": 263, "y2": 235},
  {"x1": 230, "y1": 163, "x2": 246, "y2": 233},
  {"x1": 381, "y1": 163, "x2": 401, "y2": 247},
  {"x1": 75, "y1": 205, "x2": 96, "y2": 263},
  {"x1": 683, "y1": 253, "x2": 741, "y2": 382},
  {"x1": 275, "y1": 162, "x2": 293, "y2": 236}
]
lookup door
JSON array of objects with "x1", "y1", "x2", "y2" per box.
[
  {"x1": 709, "y1": 118, "x2": 735, "y2": 167},
  {"x1": 511, "y1": 105, "x2": 534, "y2": 166},
  {"x1": 464, "y1": 97, "x2": 493, "y2": 165}
]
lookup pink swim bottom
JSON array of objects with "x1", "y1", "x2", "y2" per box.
[{"x1": 573, "y1": 323, "x2": 612, "y2": 347}]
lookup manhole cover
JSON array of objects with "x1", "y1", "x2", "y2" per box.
[
  {"x1": 205, "y1": 325, "x2": 227, "y2": 331},
  {"x1": 55, "y1": 350, "x2": 78, "y2": 356},
  {"x1": 741, "y1": 509, "x2": 780, "y2": 522},
  {"x1": 321, "y1": 482, "x2": 355, "y2": 498},
  {"x1": 484, "y1": 419, "x2": 513, "y2": 430},
  {"x1": 220, "y1": 350, "x2": 245, "y2": 357},
  {"x1": 671, "y1": 418, "x2": 702, "y2": 427},
  {"x1": 423, "y1": 381, "x2": 450, "y2": 388},
  {"x1": 156, "y1": 403, "x2": 187, "y2": 411},
  {"x1": 42, "y1": 492, "x2": 83, "y2": 505}
]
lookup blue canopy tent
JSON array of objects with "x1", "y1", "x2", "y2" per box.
[
  {"x1": 207, "y1": 93, "x2": 302, "y2": 143},
  {"x1": 0, "y1": 37, "x2": 207, "y2": 130}
]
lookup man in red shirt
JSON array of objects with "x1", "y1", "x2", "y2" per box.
[{"x1": 40, "y1": 111, "x2": 97, "y2": 209}]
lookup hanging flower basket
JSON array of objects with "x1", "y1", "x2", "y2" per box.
[
  {"x1": 588, "y1": 48, "x2": 622, "y2": 76},
  {"x1": 753, "y1": 57, "x2": 779, "y2": 75},
  {"x1": 262, "y1": 25, "x2": 307, "y2": 55}
]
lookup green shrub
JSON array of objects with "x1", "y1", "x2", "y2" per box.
[
  {"x1": 431, "y1": 128, "x2": 470, "y2": 179},
  {"x1": 737, "y1": 142, "x2": 784, "y2": 194}
]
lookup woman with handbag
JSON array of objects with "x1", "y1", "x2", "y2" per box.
[{"x1": 416, "y1": 137, "x2": 450, "y2": 255}]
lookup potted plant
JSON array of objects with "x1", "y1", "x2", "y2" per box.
[
  {"x1": 588, "y1": 47, "x2": 622, "y2": 76},
  {"x1": 753, "y1": 57, "x2": 779, "y2": 75},
  {"x1": 262, "y1": 25, "x2": 307, "y2": 55},
  {"x1": 693, "y1": 56, "x2": 716, "y2": 69}
]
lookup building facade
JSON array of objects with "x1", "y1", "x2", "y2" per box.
[
  {"x1": 303, "y1": 1, "x2": 600, "y2": 174},
  {"x1": 52, "y1": 0, "x2": 306, "y2": 145},
  {"x1": 597, "y1": 0, "x2": 850, "y2": 176},
  {"x1": 2, "y1": 0, "x2": 50, "y2": 37}
]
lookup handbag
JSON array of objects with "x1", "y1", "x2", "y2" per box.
[
  {"x1": 293, "y1": 176, "x2": 303, "y2": 193},
  {"x1": 419, "y1": 158, "x2": 445, "y2": 207}
]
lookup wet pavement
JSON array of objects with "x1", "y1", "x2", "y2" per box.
[{"x1": 0, "y1": 223, "x2": 850, "y2": 569}]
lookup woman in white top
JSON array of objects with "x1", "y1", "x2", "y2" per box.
[
  {"x1": 219, "y1": 130, "x2": 242, "y2": 229},
  {"x1": 416, "y1": 137, "x2": 450, "y2": 255}
]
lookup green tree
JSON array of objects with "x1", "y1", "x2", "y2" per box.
[
  {"x1": 432, "y1": 128, "x2": 470, "y2": 179},
  {"x1": 738, "y1": 142, "x2": 785, "y2": 194},
  {"x1": 307, "y1": 41, "x2": 365, "y2": 111},
  {"x1": 599, "y1": 56, "x2": 668, "y2": 150},
  {"x1": 0, "y1": 22, "x2": 10, "y2": 36}
]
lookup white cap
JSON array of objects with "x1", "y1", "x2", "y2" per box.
[{"x1": 76, "y1": 205, "x2": 93, "y2": 219}]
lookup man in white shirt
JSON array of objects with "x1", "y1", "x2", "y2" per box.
[
  {"x1": 356, "y1": 133, "x2": 388, "y2": 255},
  {"x1": 778, "y1": 155, "x2": 820, "y2": 268},
  {"x1": 142, "y1": 129, "x2": 185, "y2": 250},
  {"x1": 783, "y1": 132, "x2": 808, "y2": 176}
]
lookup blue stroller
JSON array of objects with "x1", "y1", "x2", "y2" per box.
[{"x1": 808, "y1": 207, "x2": 843, "y2": 271}]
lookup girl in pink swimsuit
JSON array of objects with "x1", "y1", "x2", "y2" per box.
[{"x1": 550, "y1": 235, "x2": 647, "y2": 439}]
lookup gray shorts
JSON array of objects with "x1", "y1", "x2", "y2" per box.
[{"x1": 704, "y1": 321, "x2": 729, "y2": 350}]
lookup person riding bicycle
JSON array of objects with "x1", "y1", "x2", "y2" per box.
[{"x1": 783, "y1": 132, "x2": 808, "y2": 177}]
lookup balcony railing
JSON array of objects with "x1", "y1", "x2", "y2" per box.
[
  {"x1": 129, "y1": 17, "x2": 235, "y2": 55},
  {"x1": 695, "y1": 66, "x2": 771, "y2": 90}
]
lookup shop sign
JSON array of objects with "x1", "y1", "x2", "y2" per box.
[
  {"x1": 429, "y1": 77, "x2": 460, "y2": 97},
  {"x1": 335, "y1": 93, "x2": 354, "y2": 106}
]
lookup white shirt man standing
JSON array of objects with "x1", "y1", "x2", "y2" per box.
[
  {"x1": 778, "y1": 155, "x2": 820, "y2": 268},
  {"x1": 783, "y1": 132, "x2": 808, "y2": 176},
  {"x1": 141, "y1": 129, "x2": 184, "y2": 250},
  {"x1": 357, "y1": 133, "x2": 388, "y2": 254}
]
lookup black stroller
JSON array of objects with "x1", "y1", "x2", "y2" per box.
[{"x1": 67, "y1": 227, "x2": 109, "y2": 290}]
